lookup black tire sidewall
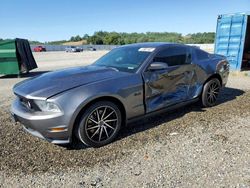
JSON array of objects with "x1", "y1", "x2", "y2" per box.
[
  {"x1": 77, "y1": 101, "x2": 122, "y2": 147},
  {"x1": 202, "y1": 78, "x2": 221, "y2": 107}
]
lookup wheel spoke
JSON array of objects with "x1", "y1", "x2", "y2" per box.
[
  {"x1": 210, "y1": 96, "x2": 214, "y2": 103},
  {"x1": 212, "y1": 93, "x2": 217, "y2": 102},
  {"x1": 88, "y1": 118, "x2": 99, "y2": 125},
  {"x1": 208, "y1": 95, "x2": 213, "y2": 103},
  {"x1": 96, "y1": 109, "x2": 100, "y2": 122},
  {"x1": 104, "y1": 122, "x2": 115, "y2": 130},
  {"x1": 101, "y1": 107, "x2": 107, "y2": 120},
  {"x1": 103, "y1": 111, "x2": 114, "y2": 121},
  {"x1": 103, "y1": 126, "x2": 109, "y2": 138},
  {"x1": 213, "y1": 86, "x2": 219, "y2": 91},
  {"x1": 104, "y1": 119, "x2": 117, "y2": 123},
  {"x1": 99, "y1": 127, "x2": 103, "y2": 141},
  {"x1": 87, "y1": 125, "x2": 99, "y2": 130},
  {"x1": 90, "y1": 127, "x2": 100, "y2": 138},
  {"x1": 210, "y1": 93, "x2": 215, "y2": 102},
  {"x1": 211, "y1": 97, "x2": 214, "y2": 103},
  {"x1": 211, "y1": 83, "x2": 216, "y2": 90}
]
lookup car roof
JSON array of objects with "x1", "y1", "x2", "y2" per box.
[{"x1": 121, "y1": 42, "x2": 189, "y2": 49}]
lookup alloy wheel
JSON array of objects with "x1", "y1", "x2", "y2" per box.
[
  {"x1": 85, "y1": 106, "x2": 118, "y2": 143},
  {"x1": 206, "y1": 81, "x2": 220, "y2": 105}
]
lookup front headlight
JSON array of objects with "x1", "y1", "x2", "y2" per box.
[{"x1": 34, "y1": 100, "x2": 61, "y2": 113}]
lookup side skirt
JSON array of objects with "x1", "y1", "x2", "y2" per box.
[{"x1": 127, "y1": 98, "x2": 199, "y2": 124}]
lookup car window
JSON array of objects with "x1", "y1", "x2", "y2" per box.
[
  {"x1": 153, "y1": 46, "x2": 191, "y2": 66},
  {"x1": 94, "y1": 46, "x2": 152, "y2": 73},
  {"x1": 195, "y1": 49, "x2": 209, "y2": 60}
]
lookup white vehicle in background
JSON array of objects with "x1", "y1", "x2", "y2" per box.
[
  {"x1": 87, "y1": 46, "x2": 97, "y2": 51},
  {"x1": 65, "y1": 46, "x2": 83, "y2": 52}
]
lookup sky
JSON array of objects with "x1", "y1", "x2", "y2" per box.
[{"x1": 0, "y1": 0, "x2": 249, "y2": 42}]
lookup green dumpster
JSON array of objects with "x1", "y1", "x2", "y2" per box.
[
  {"x1": 0, "y1": 38, "x2": 37, "y2": 75},
  {"x1": 0, "y1": 40, "x2": 19, "y2": 75}
]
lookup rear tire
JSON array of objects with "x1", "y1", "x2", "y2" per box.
[
  {"x1": 76, "y1": 101, "x2": 122, "y2": 147},
  {"x1": 201, "y1": 78, "x2": 221, "y2": 107}
]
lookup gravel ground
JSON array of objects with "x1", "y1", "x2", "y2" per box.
[{"x1": 0, "y1": 52, "x2": 250, "y2": 187}]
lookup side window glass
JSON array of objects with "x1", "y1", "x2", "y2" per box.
[{"x1": 153, "y1": 46, "x2": 191, "y2": 66}]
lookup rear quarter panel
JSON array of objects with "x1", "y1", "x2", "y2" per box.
[{"x1": 194, "y1": 51, "x2": 229, "y2": 87}]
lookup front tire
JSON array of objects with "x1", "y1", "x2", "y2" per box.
[
  {"x1": 76, "y1": 101, "x2": 122, "y2": 147},
  {"x1": 201, "y1": 78, "x2": 221, "y2": 107}
]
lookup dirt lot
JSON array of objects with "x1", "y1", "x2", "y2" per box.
[{"x1": 0, "y1": 51, "x2": 250, "y2": 187}]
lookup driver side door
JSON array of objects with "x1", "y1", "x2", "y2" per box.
[{"x1": 143, "y1": 46, "x2": 196, "y2": 113}]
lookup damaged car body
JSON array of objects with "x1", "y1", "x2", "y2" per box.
[{"x1": 11, "y1": 43, "x2": 229, "y2": 147}]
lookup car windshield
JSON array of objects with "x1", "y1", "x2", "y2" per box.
[{"x1": 93, "y1": 46, "x2": 153, "y2": 73}]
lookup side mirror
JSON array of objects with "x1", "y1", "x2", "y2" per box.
[{"x1": 148, "y1": 62, "x2": 168, "y2": 71}]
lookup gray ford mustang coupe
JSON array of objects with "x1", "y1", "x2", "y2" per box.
[{"x1": 11, "y1": 43, "x2": 229, "y2": 147}]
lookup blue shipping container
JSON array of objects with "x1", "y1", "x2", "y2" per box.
[{"x1": 214, "y1": 12, "x2": 250, "y2": 71}]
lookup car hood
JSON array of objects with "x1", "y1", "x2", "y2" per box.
[{"x1": 13, "y1": 65, "x2": 126, "y2": 99}]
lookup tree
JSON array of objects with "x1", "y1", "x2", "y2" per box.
[
  {"x1": 87, "y1": 35, "x2": 103, "y2": 44},
  {"x1": 103, "y1": 32, "x2": 121, "y2": 45},
  {"x1": 83, "y1": 34, "x2": 89, "y2": 39},
  {"x1": 46, "y1": 31, "x2": 216, "y2": 45},
  {"x1": 74, "y1": 35, "x2": 82, "y2": 41},
  {"x1": 70, "y1": 35, "x2": 82, "y2": 42}
]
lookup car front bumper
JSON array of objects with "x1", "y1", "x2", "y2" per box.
[{"x1": 11, "y1": 98, "x2": 71, "y2": 144}]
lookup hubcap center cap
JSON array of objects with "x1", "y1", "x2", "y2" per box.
[{"x1": 99, "y1": 121, "x2": 104, "y2": 126}]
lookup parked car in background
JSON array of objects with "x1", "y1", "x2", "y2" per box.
[
  {"x1": 33, "y1": 46, "x2": 46, "y2": 52},
  {"x1": 87, "y1": 46, "x2": 96, "y2": 51},
  {"x1": 65, "y1": 46, "x2": 83, "y2": 52},
  {"x1": 11, "y1": 43, "x2": 229, "y2": 147}
]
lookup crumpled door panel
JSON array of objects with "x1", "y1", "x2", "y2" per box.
[{"x1": 143, "y1": 64, "x2": 202, "y2": 113}]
